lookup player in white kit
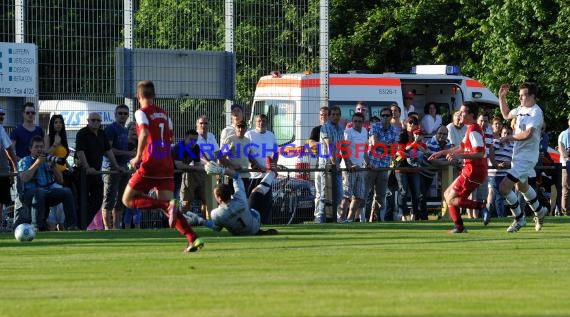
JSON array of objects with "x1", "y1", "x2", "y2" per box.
[{"x1": 497, "y1": 82, "x2": 548, "y2": 232}]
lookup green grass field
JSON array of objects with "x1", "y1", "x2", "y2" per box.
[{"x1": 2, "y1": 217, "x2": 570, "y2": 317}]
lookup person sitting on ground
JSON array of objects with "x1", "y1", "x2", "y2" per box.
[{"x1": 203, "y1": 161, "x2": 278, "y2": 236}]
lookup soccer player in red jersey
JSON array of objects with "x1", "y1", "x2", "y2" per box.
[
  {"x1": 429, "y1": 101, "x2": 489, "y2": 233},
  {"x1": 122, "y1": 80, "x2": 203, "y2": 252}
]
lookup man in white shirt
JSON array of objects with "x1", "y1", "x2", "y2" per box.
[
  {"x1": 220, "y1": 103, "x2": 244, "y2": 147},
  {"x1": 244, "y1": 114, "x2": 277, "y2": 224},
  {"x1": 498, "y1": 82, "x2": 547, "y2": 232},
  {"x1": 339, "y1": 113, "x2": 369, "y2": 222},
  {"x1": 447, "y1": 110, "x2": 467, "y2": 147}
]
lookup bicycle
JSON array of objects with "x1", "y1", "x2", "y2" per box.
[{"x1": 271, "y1": 166, "x2": 300, "y2": 225}]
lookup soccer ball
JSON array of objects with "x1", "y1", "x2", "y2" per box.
[{"x1": 14, "y1": 223, "x2": 36, "y2": 242}]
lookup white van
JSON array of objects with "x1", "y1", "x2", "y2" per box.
[
  {"x1": 249, "y1": 65, "x2": 499, "y2": 177},
  {"x1": 38, "y1": 100, "x2": 121, "y2": 148}
]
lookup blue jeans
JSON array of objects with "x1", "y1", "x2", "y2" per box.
[
  {"x1": 17, "y1": 186, "x2": 76, "y2": 230},
  {"x1": 317, "y1": 169, "x2": 343, "y2": 221},
  {"x1": 395, "y1": 172, "x2": 421, "y2": 218},
  {"x1": 488, "y1": 175, "x2": 506, "y2": 217}
]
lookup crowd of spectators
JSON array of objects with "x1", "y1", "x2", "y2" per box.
[{"x1": 0, "y1": 89, "x2": 563, "y2": 231}]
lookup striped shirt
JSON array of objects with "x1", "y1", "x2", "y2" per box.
[
  {"x1": 319, "y1": 121, "x2": 345, "y2": 167},
  {"x1": 489, "y1": 138, "x2": 514, "y2": 177}
]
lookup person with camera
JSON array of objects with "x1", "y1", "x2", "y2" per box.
[{"x1": 15, "y1": 135, "x2": 76, "y2": 231}]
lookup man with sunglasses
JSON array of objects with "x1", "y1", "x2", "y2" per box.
[
  {"x1": 10, "y1": 102, "x2": 44, "y2": 161},
  {"x1": 101, "y1": 104, "x2": 135, "y2": 230},
  {"x1": 367, "y1": 107, "x2": 399, "y2": 222},
  {"x1": 76, "y1": 112, "x2": 125, "y2": 229}
]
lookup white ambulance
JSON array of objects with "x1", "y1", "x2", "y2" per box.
[{"x1": 249, "y1": 65, "x2": 499, "y2": 178}]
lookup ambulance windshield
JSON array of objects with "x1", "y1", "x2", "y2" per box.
[{"x1": 251, "y1": 100, "x2": 295, "y2": 144}]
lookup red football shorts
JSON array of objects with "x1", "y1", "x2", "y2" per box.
[
  {"x1": 128, "y1": 170, "x2": 174, "y2": 193},
  {"x1": 452, "y1": 169, "x2": 487, "y2": 198}
]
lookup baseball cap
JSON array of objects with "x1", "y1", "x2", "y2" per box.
[
  {"x1": 231, "y1": 103, "x2": 243, "y2": 112},
  {"x1": 404, "y1": 91, "x2": 414, "y2": 99},
  {"x1": 0, "y1": 107, "x2": 5, "y2": 114}
]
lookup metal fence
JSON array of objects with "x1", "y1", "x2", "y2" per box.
[{"x1": 0, "y1": 0, "x2": 320, "y2": 141}]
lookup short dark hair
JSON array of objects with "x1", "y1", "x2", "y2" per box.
[
  {"x1": 462, "y1": 101, "x2": 479, "y2": 117},
  {"x1": 115, "y1": 104, "x2": 129, "y2": 113},
  {"x1": 23, "y1": 102, "x2": 35, "y2": 111},
  {"x1": 352, "y1": 112, "x2": 365, "y2": 121},
  {"x1": 329, "y1": 105, "x2": 341, "y2": 115},
  {"x1": 214, "y1": 183, "x2": 232, "y2": 202},
  {"x1": 380, "y1": 107, "x2": 392, "y2": 116},
  {"x1": 520, "y1": 81, "x2": 538, "y2": 98},
  {"x1": 29, "y1": 135, "x2": 44, "y2": 148}
]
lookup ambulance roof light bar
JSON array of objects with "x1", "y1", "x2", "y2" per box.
[{"x1": 411, "y1": 65, "x2": 461, "y2": 75}]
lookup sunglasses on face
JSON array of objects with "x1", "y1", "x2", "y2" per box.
[
  {"x1": 25, "y1": 111, "x2": 36, "y2": 115},
  {"x1": 117, "y1": 112, "x2": 129, "y2": 116},
  {"x1": 381, "y1": 114, "x2": 392, "y2": 118}
]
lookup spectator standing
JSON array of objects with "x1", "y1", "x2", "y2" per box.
[
  {"x1": 123, "y1": 121, "x2": 142, "y2": 229},
  {"x1": 0, "y1": 107, "x2": 18, "y2": 215},
  {"x1": 15, "y1": 136, "x2": 76, "y2": 231},
  {"x1": 44, "y1": 114, "x2": 75, "y2": 230},
  {"x1": 219, "y1": 103, "x2": 244, "y2": 147},
  {"x1": 172, "y1": 129, "x2": 202, "y2": 204},
  {"x1": 557, "y1": 116, "x2": 570, "y2": 216},
  {"x1": 244, "y1": 114, "x2": 278, "y2": 224},
  {"x1": 367, "y1": 107, "x2": 399, "y2": 222},
  {"x1": 345, "y1": 102, "x2": 371, "y2": 131},
  {"x1": 10, "y1": 102, "x2": 44, "y2": 160},
  {"x1": 421, "y1": 102, "x2": 443, "y2": 135},
  {"x1": 308, "y1": 107, "x2": 329, "y2": 215},
  {"x1": 315, "y1": 106, "x2": 344, "y2": 223},
  {"x1": 498, "y1": 82, "x2": 548, "y2": 232},
  {"x1": 195, "y1": 115, "x2": 222, "y2": 218},
  {"x1": 76, "y1": 112, "x2": 125, "y2": 229},
  {"x1": 428, "y1": 101, "x2": 488, "y2": 233},
  {"x1": 122, "y1": 80, "x2": 203, "y2": 253},
  {"x1": 390, "y1": 104, "x2": 404, "y2": 132},
  {"x1": 221, "y1": 120, "x2": 260, "y2": 193},
  {"x1": 488, "y1": 126, "x2": 514, "y2": 218},
  {"x1": 446, "y1": 110, "x2": 467, "y2": 147},
  {"x1": 339, "y1": 112, "x2": 369, "y2": 222},
  {"x1": 394, "y1": 116, "x2": 422, "y2": 221},
  {"x1": 101, "y1": 104, "x2": 134, "y2": 230},
  {"x1": 400, "y1": 91, "x2": 416, "y2": 121},
  {"x1": 419, "y1": 126, "x2": 453, "y2": 220}
]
